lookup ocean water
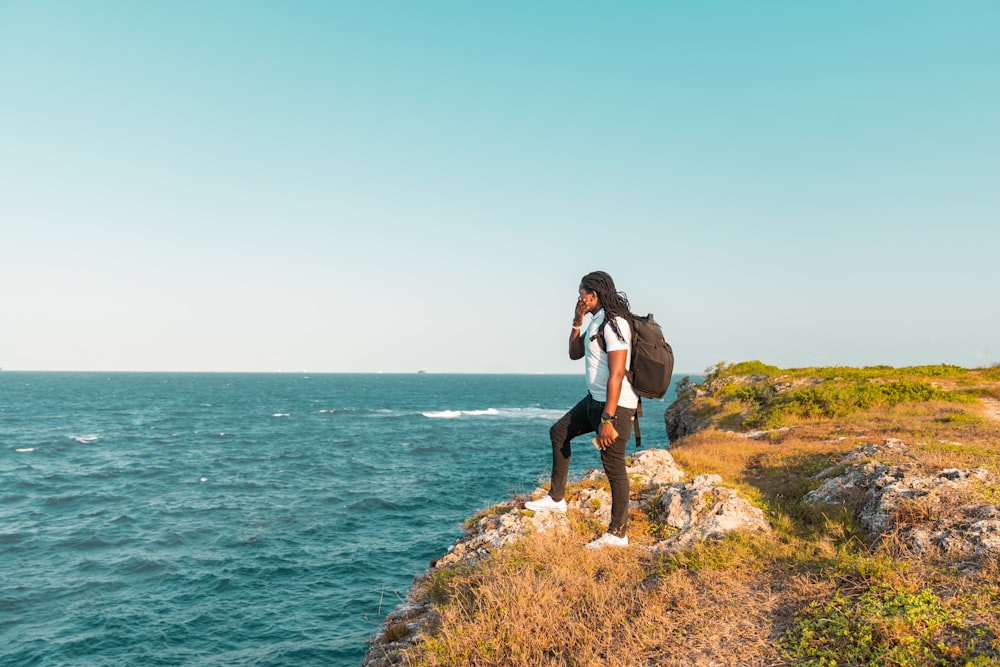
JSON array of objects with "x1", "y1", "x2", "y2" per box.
[{"x1": 0, "y1": 372, "x2": 682, "y2": 666}]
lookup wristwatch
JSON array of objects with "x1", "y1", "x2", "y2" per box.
[{"x1": 600, "y1": 411, "x2": 614, "y2": 423}]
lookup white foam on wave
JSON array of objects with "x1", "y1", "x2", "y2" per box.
[
  {"x1": 70, "y1": 434, "x2": 100, "y2": 444},
  {"x1": 421, "y1": 407, "x2": 565, "y2": 420},
  {"x1": 420, "y1": 408, "x2": 507, "y2": 419},
  {"x1": 272, "y1": 413, "x2": 290, "y2": 418},
  {"x1": 495, "y1": 407, "x2": 568, "y2": 420},
  {"x1": 422, "y1": 410, "x2": 462, "y2": 419},
  {"x1": 16, "y1": 448, "x2": 35, "y2": 453}
]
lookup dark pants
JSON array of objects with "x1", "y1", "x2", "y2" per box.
[{"x1": 548, "y1": 394, "x2": 635, "y2": 537}]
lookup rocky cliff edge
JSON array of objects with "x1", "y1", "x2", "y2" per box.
[{"x1": 361, "y1": 448, "x2": 769, "y2": 666}]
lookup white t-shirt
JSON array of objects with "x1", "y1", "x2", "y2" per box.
[{"x1": 584, "y1": 309, "x2": 639, "y2": 409}]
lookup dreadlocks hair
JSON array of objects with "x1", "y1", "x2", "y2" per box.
[{"x1": 579, "y1": 271, "x2": 634, "y2": 344}]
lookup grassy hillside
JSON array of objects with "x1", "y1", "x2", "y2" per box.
[{"x1": 392, "y1": 363, "x2": 1000, "y2": 666}]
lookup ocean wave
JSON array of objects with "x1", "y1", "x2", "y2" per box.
[
  {"x1": 69, "y1": 434, "x2": 100, "y2": 444},
  {"x1": 346, "y1": 497, "x2": 401, "y2": 511},
  {"x1": 421, "y1": 410, "x2": 463, "y2": 419},
  {"x1": 422, "y1": 408, "x2": 501, "y2": 419},
  {"x1": 272, "y1": 413, "x2": 290, "y2": 418},
  {"x1": 496, "y1": 407, "x2": 568, "y2": 421},
  {"x1": 117, "y1": 554, "x2": 169, "y2": 574},
  {"x1": 327, "y1": 407, "x2": 550, "y2": 420},
  {"x1": 421, "y1": 407, "x2": 565, "y2": 420},
  {"x1": 56, "y1": 536, "x2": 114, "y2": 549},
  {"x1": 15, "y1": 448, "x2": 35, "y2": 453},
  {"x1": 405, "y1": 444, "x2": 450, "y2": 455}
]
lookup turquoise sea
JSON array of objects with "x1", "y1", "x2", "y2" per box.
[{"x1": 0, "y1": 372, "x2": 682, "y2": 666}]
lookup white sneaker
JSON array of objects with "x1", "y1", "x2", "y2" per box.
[
  {"x1": 585, "y1": 533, "x2": 628, "y2": 549},
  {"x1": 524, "y1": 495, "x2": 567, "y2": 513}
]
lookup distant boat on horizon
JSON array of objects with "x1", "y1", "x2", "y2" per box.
[{"x1": 417, "y1": 368, "x2": 429, "y2": 374}]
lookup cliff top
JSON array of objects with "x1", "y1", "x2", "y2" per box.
[{"x1": 366, "y1": 362, "x2": 1000, "y2": 666}]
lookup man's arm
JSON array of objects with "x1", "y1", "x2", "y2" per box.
[
  {"x1": 569, "y1": 325, "x2": 585, "y2": 360},
  {"x1": 569, "y1": 298, "x2": 588, "y2": 360},
  {"x1": 597, "y1": 349, "x2": 628, "y2": 448}
]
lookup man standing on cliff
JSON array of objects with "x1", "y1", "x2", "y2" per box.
[{"x1": 525, "y1": 270, "x2": 638, "y2": 548}]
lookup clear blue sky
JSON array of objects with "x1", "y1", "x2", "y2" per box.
[{"x1": 2, "y1": 1, "x2": 998, "y2": 374}]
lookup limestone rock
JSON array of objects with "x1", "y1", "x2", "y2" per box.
[
  {"x1": 740, "y1": 427, "x2": 792, "y2": 439},
  {"x1": 627, "y1": 448, "x2": 687, "y2": 486},
  {"x1": 442, "y1": 503, "x2": 563, "y2": 568},
  {"x1": 361, "y1": 599, "x2": 437, "y2": 667},
  {"x1": 579, "y1": 448, "x2": 685, "y2": 486},
  {"x1": 803, "y1": 439, "x2": 999, "y2": 564},
  {"x1": 663, "y1": 388, "x2": 707, "y2": 443},
  {"x1": 647, "y1": 474, "x2": 771, "y2": 554}
]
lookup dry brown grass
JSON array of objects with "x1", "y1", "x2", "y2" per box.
[
  {"x1": 395, "y1": 366, "x2": 1000, "y2": 666},
  {"x1": 407, "y1": 528, "x2": 797, "y2": 666}
]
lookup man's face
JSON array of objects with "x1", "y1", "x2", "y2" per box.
[{"x1": 578, "y1": 287, "x2": 599, "y2": 314}]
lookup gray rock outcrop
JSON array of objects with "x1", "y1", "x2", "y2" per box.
[
  {"x1": 647, "y1": 473, "x2": 771, "y2": 555},
  {"x1": 663, "y1": 385, "x2": 709, "y2": 442},
  {"x1": 804, "y1": 438, "x2": 999, "y2": 565}
]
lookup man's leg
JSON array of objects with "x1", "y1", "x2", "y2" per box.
[
  {"x1": 547, "y1": 396, "x2": 594, "y2": 502},
  {"x1": 598, "y1": 407, "x2": 635, "y2": 537}
]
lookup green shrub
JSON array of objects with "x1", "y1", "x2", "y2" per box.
[
  {"x1": 900, "y1": 364, "x2": 969, "y2": 377},
  {"x1": 743, "y1": 406, "x2": 788, "y2": 430},
  {"x1": 780, "y1": 381, "x2": 952, "y2": 418},
  {"x1": 781, "y1": 584, "x2": 996, "y2": 665},
  {"x1": 726, "y1": 360, "x2": 782, "y2": 377},
  {"x1": 712, "y1": 373, "x2": 974, "y2": 430},
  {"x1": 425, "y1": 564, "x2": 474, "y2": 604},
  {"x1": 714, "y1": 362, "x2": 971, "y2": 384}
]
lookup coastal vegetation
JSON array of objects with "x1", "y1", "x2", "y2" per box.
[{"x1": 382, "y1": 363, "x2": 1000, "y2": 665}]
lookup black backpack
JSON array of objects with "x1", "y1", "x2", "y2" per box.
[{"x1": 597, "y1": 314, "x2": 674, "y2": 447}]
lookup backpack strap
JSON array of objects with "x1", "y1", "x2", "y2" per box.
[
  {"x1": 634, "y1": 398, "x2": 643, "y2": 448},
  {"x1": 595, "y1": 318, "x2": 635, "y2": 385},
  {"x1": 596, "y1": 318, "x2": 643, "y2": 448},
  {"x1": 592, "y1": 319, "x2": 607, "y2": 351}
]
